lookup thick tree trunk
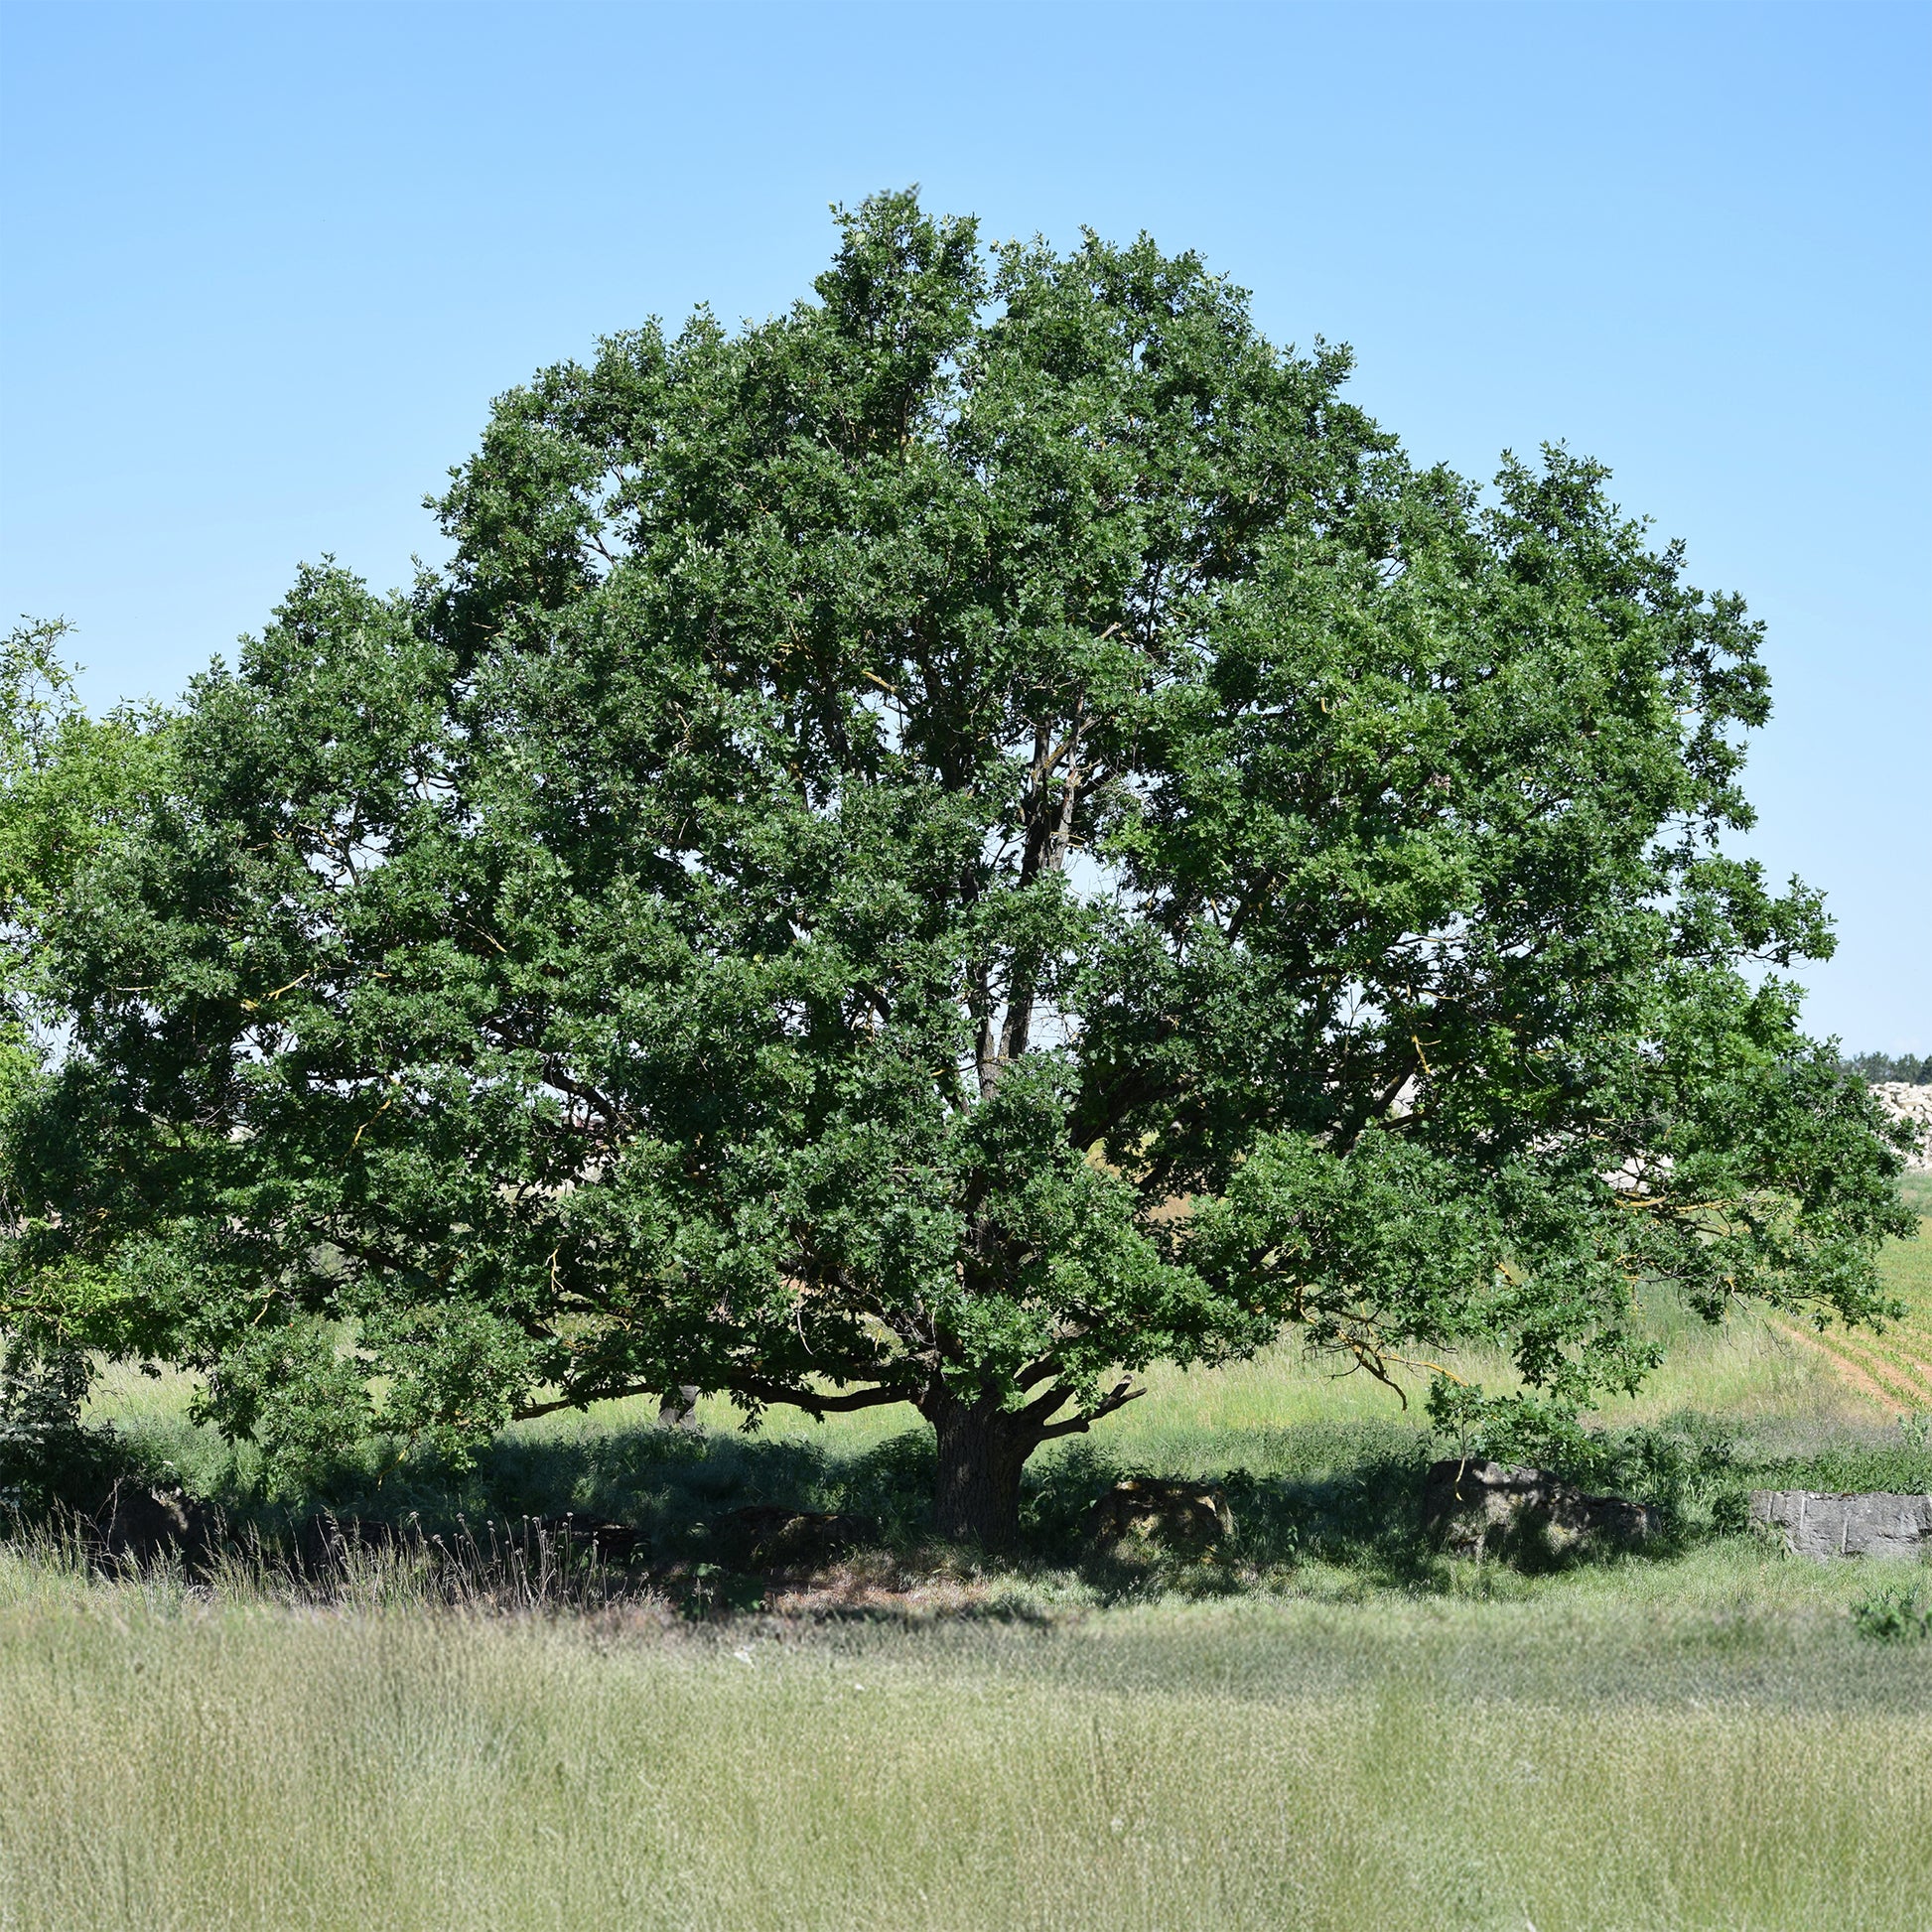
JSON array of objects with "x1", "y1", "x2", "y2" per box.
[
  {"x1": 925, "y1": 1390, "x2": 1041, "y2": 1549},
  {"x1": 657, "y1": 1385, "x2": 701, "y2": 1431}
]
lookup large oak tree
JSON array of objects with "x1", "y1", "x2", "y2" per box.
[{"x1": 10, "y1": 194, "x2": 1913, "y2": 1543}]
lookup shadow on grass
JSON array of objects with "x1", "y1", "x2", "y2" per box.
[
  {"x1": 200, "y1": 1414, "x2": 1457, "y2": 1587},
  {"x1": 1020, "y1": 1426, "x2": 1451, "y2": 1596},
  {"x1": 17, "y1": 1408, "x2": 1449, "y2": 1596},
  {"x1": 19, "y1": 1399, "x2": 1932, "y2": 1615}
]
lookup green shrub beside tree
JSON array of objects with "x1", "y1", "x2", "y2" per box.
[
  {"x1": 2, "y1": 195, "x2": 1916, "y2": 1544},
  {"x1": 1, "y1": 621, "x2": 175, "y2": 1504}
]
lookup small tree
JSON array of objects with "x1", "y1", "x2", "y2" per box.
[
  {"x1": 1, "y1": 622, "x2": 172, "y2": 1485},
  {"x1": 12, "y1": 195, "x2": 1913, "y2": 1543}
]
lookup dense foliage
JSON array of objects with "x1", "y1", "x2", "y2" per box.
[
  {"x1": 1, "y1": 621, "x2": 172, "y2": 1492},
  {"x1": 4, "y1": 195, "x2": 1915, "y2": 1541}
]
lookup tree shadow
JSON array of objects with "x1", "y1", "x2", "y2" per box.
[
  {"x1": 22, "y1": 1402, "x2": 1815, "y2": 1607},
  {"x1": 186, "y1": 1417, "x2": 947, "y2": 1572},
  {"x1": 1022, "y1": 1430, "x2": 1449, "y2": 1595}
]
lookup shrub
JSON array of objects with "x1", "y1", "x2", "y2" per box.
[
  {"x1": 0, "y1": 1336, "x2": 124, "y2": 1516},
  {"x1": 1851, "y1": 1580, "x2": 1932, "y2": 1644}
]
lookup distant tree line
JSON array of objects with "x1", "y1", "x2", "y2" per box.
[{"x1": 1842, "y1": 1051, "x2": 1931, "y2": 1086}]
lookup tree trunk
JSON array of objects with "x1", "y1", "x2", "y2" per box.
[
  {"x1": 925, "y1": 1389, "x2": 1040, "y2": 1549},
  {"x1": 657, "y1": 1385, "x2": 701, "y2": 1431}
]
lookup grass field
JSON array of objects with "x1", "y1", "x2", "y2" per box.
[
  {"x1": 1766, "y1": 1202, "x2": 1932, "y2": 1417},
  {"x1": 2, "y1": 1550, "x2": 1929, "y2": 1932},
  {"x1": 3, "y1": 1222, "x2": 1929, "y2": 1930}
]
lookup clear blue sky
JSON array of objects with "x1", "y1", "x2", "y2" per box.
[{"x1": 3, "y1": 1, "x2": 1926, "y2": 1049}]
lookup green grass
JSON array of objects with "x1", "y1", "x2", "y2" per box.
[
  {"x1": 1767, "y1": 1211, "x2": 1932, "y2": 1418},
  {"x1": 4, "y1": 1220, "x2": 1927, "y2": 1929},
  {"x1": 2, "y1": 1544, "x2": 1929, "y2": 1932}
]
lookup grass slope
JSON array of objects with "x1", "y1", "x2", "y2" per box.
[{"x1": 1770, "y1": 1207, "x2": 1932, "y2": 1415}]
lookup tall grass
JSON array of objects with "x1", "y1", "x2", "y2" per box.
[
  {"x1": 2, "y1": 1545, "x2": 1929, "y2": 1932},
  {"x1": 5, "y1": 1218, "x2": 1925, "y2": 1928}
]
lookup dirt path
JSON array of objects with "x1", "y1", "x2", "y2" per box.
[{"x1": 1766, "y1": 1315, "x2": 1932, "y2": 1416}]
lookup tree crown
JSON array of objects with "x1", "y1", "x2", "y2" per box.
[{"x1": 10, "y1": 193, "x2": 1915, "y2": 1499}]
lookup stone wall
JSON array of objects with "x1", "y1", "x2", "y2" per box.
[{"x1": 1750, "y1": 1489, "x2": 1932, "y2": 1559}]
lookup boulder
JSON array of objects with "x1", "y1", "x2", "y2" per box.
[
  {"x1": 557, "y1": 1517, "x2": 646, "y2": 1563},
  {"x1": 1749, "y1": 1489, "x2": 1931, "y2": 1560},
  {"x1": 1422, "y1": 1458, "x2": 1662, "y2": 1560},
  {"x1": 96, "y1": 1480, "x2": 219, "y2": 1565},
  {"x1": 1085, "y1": 1478, "x2": 1234, "y2": 1552},
  {"x1": 657, "y1": 1385, "x2": 702, "y2": 1432},
  {"x1": 289, "y1": 1511, "x2": 645, "y2": 1573},
  {"x1": 495, "y1": 1515, "x2": 644, "y2": 1564}
]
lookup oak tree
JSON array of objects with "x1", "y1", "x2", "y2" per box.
[{"x1": 11, "y1": 194, "x2": 1914, "y2": 1542}]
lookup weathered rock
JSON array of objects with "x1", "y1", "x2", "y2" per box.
[
  {"x1": 499, "y1": 1515, "x2": 643, "y2": 1563},
  {"x1": 710, "y1": 1504, "x2": 860, "y2": 1569},
  {"x1": 1871, "y1": 1082, "x2": 1932, "y2": 1173},
  {"x1": 564, "y1": 1518, "x2": 646, "y2": 1563},
  {"x1": 1749, "y1": 1489, "x2": 1931, "y2": 1560},
  {"x1": 1085, "y1": 1478, "x2": 1234, "y2": 1551},
  {"x1": 1422, "y1": 1458, "x2": 1662, "y2": 1560},
  {"x1": 657, "y1": 1385, "x2": 702, "y2": 1431},
  {"x1": 96, "y1": 1480, "x2": 219, "y2": 1565}
]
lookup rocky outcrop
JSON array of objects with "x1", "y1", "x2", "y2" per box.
[
  {"x1": 1085, "y1": 1478, "x2": 1234, "y2": 1551},
  {"x1": 95, "y1": 1480, "x2": 220, "y2": 1565},
  {"x1": 1872, "y1": 1082, "x2": 1932, "y2": 1172},
  {"x1": 289, "y1": 1511, "x2": 646, "y2": 1567},
  {"x1": 1749, "y1": 1489, "x2": 1931, "y2": 1559},
  {"x1": 1422, "y1": 1458, "x2": 1662, "y2": 1560}
]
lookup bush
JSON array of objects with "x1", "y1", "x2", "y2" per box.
[
  {"x1": 1525, "y1": 1421, "x2": 1736, "y2": 1527},
  {"x1": 1851, "y1": 1581, "x2": 1931, "y2": 1644},
  {"x1": 0, "y1": 1336, "x2": 126, "y2": 1516}
]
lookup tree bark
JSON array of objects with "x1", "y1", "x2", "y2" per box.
[
  {"x1": 657, "y1": 1385, "x2": 701, "y2": 1431},
  {"x1": 924, "y1": 1388, "x2": 1040, "y2": 1549}
]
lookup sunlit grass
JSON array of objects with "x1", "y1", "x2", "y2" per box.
[
  {"x1": 20, "y1": 1215, "x2": 1925, "y2": 1929},
  {"x1": 1, "y1": 1543, "x2": 1928, "y2": 1932},
  {"x1": 633, "y1": 1229, "x2": 1909, "y2": 1472}
]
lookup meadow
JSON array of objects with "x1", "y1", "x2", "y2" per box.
[{"x1": 1, "y1": 1222, "x2": 1928, "y2": 1931}]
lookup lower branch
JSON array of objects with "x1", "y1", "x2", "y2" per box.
[
  {"x1": 513, "y1": 1384, "x2": 654, "y2": 1422},
  {"x1": 503, "y1": 1373, "x2": 916, "y2": 1428},
  {"x1": 731, "y1": 1376, "x2": 917, "y2": 1420},
  {"x1": 1035, "y1": 1379, "x2": 1145, "y2": 1441}
]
